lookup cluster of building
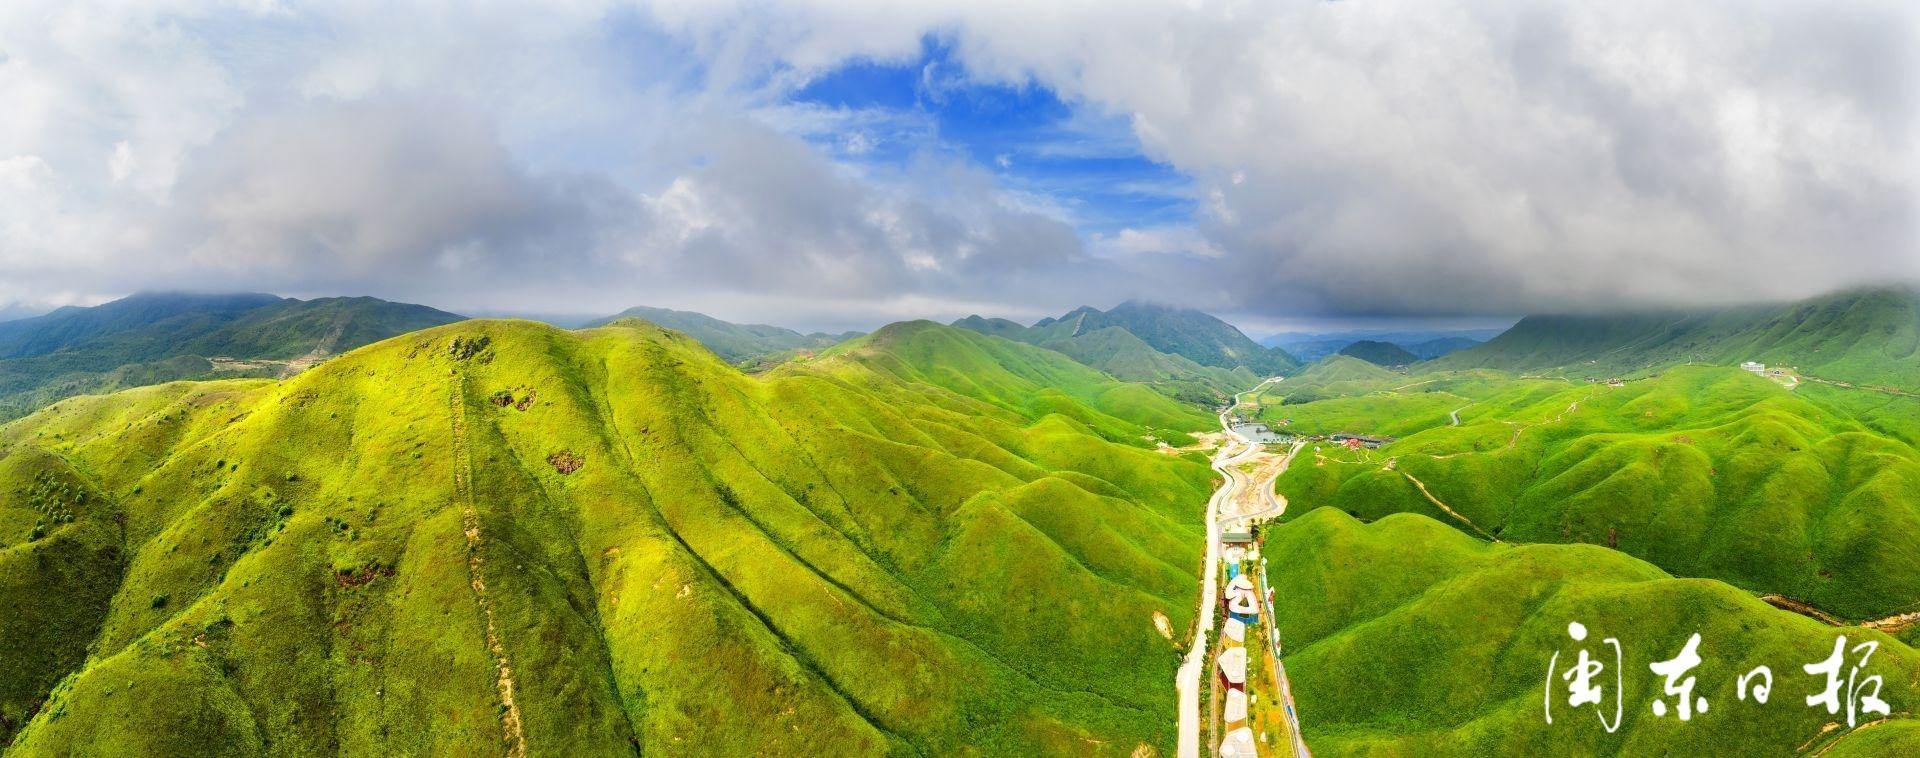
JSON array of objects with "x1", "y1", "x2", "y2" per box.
[
  {"x1": 1325, "y1": 433, "x2": 1388, "y2": 449},
  {"x1": 1218, "y1": 558, "x2": 1264, "y2": 757}
]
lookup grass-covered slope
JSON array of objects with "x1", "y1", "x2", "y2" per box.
[
  {"x1": 590, "y1": 305, "x2": 856, "y2": 365},
  {"x1": 1337, "y1": 339, "x2": 1419, "y2": 366},
  {"x1": 1268, "y1": 509, "x2": 1920, "y2": 756},
  {"x1": 816, "y1": 321, "x2": 1214, "y2": 442},
  {"x1": 0, "y1": 293, "x2": 462, "y2": 421},
  {"x1": 0, "y1": 318, "x2": 1213, "y2": 754},
  {"x1": 1272, "y1": 366, "x2": 1920, "y2": 621},
  {"x1": 1431, "y1": 288, "x2": 1920, "y2": 391},
  {"x1": 0, "y1": 293, "x2": 284, "y2": 358},
  {"x1": 953, "y1": 314, "x2": 1261, "y2": 405},
  {"x1": 1051, "y1": 301, "x2": 1298, "y2": 375},
  {"x1": 1039, "y1": 327, "x2": 1258, "y2": 405},
  {"x1": 1050, "y1": 328, "x2": 1254, "y2": 406}
]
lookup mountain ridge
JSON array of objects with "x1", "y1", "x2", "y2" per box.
[
  {"x1": 0, "y1": 292, "x2": 463, "y2": 420},
  {"x1": 588, "y1": 305, "x2": 859, "y2": 366},
  {"x1": 1429, "y1": 287, "x2": 1920, "y2": 391},
  {"x1": 0, "y1": 317, "x2": 1212, "y2": 754},
  {"x1": 1336, "y1": 339, "x2": 1419, "y2": 366}
]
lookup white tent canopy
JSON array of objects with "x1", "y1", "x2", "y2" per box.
[
  {"x1": 1224, "y1": 688, "x2": 1248, "y2": 724},
  {"x1": 1220, "y1": 727, "x2": 1258, "y2": 757},
  {"x1": 1228, "y1": 590, "x2": 1259, "y2": 616},
  {"x1": 1223, "y1": 617, "x2": 1246, "y2": 643},
  {"x1": 1218, "y1": 646, "x2": 1247, "y2": 684}
]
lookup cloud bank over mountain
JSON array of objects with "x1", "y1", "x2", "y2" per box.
[{"x1": 1, "y1": 1, "x2": 1913, "y2": 329}]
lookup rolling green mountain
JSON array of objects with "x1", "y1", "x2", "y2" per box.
[
  {"x1": 952, "y1": 301, "x2": 1294, "y2": 404},
  {"x1": 951, "y1": 315, "x2": 1258, "y2": 405},
  {"x1": 1337, "y1": 339, "x2": 1419, "y2": 366},
  {"x1": 1430, "y1": 288, "x2": 1920, "y2": 391},
  {"x1": 1266, "y1": 508, "x2": 1920, "y2": 755},
  {"x1": 589, "y1": 305, "x2": 858, "y2": 366},
  {"x1": 948, "y1": 314, "x2": 1030, "y2": 341},
  {"x1": 0, "y1": 318, "x2": 1213, "y2": 754},
  {"x1": 1405, "y1": 336, "x2": 1483, "y2": 360},
  {"x1": 0, "y1": 293, "x2": 284, "y2": 358},
  {"x1": 1029, "y1": 301, "x2": 1298, "y2": 375},
  {"x1": 1262, "y1": 329, "x2": 1498, "y2": 362},
  {"x1": 1258, "y1": 354, "x2": 1404, "y2": 406},
  {"x1": 0, "y1": 293, "x2": 462, "y2": 421},
  {"x1": 1269, "y1": 365, "x2": 1920, "y2": 621}
]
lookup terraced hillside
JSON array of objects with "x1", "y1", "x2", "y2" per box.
[
  {"x1": 1266, "y1": 509, "x2": 1920, "y2": 755},
  {"x1": 0, "y1": 293, "x2": 463, "y2": 421},
  {"x1": 0, "y1": 318, "x2": 1215, "y2": 755},
  {"x1": 1430, "y1": 288, "x2": 1920, "y2": 392},
  {"x1": 1268, "y1": 366, "x2": 1920, "y2": 622}
]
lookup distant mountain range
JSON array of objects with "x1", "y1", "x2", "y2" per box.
[
  {"x1": 0, "y1": 292, "x2": 461, "y2": 420},
  {"x1": 1032, "y1": 301, "x2": 1299, "y2": 375},
  {"x1": 1428, "y1": 287, "x2": 1920, "y2": 391},
  {"x1": 952, "y1": 301, "x2": 1295, "y2": 405},
  {"x1": 1336, "y1": 339, "x2": 1419, "y2": 366},
  {"x1": 588, "y1": 305, "x2": 860, "y2": 366},
  {"x1": 4, "y1": 285, "x2": 1920, "y2": 754},
  {"x1": 1261, "y1": 328, "x2": 1502, "y2": 363}
]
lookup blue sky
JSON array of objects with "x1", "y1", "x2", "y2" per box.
[
  {"x1": 786, "y1": 39, "x2": 1196, "y2": 240},
  {"x1": 0, "y1": 2, "x2": 1907, "y2": 333}
]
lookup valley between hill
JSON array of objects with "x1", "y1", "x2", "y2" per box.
[
  {"x1": 1247, "y1": 353, "x2": 1920, "y2": 755},
  {"x1": 0, "y1": 319, "x2": 1216, "y2": 755}
]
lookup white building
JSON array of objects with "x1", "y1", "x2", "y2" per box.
[{"x1": 1741, "y1": 361, "x2": 1765, "y2": 374}]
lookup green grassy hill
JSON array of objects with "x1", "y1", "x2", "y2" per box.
[
  {"x1": 1430, "y1": 288, "x2": 1920, "y2": 391},
  {"x1": 949, "y1": 314, "x2": 1030, "y2": 340},
  {"x1": 1405, "y1": 336, "x2": 1483, "y2": 360},
  {"x1": 0, "y1": 318, "x2": 1213, "y2": 754},
  {"x1": 819, "y1": 321, "x2": 1213, "y2": 440},
  {"x1": 590, "y1": 305, "x2": 857, "y2": 366},
  {"x1": 1267, "y1": 509, "x2": 1920, "y2": 756},
  {"x1": 953, "y1": 310, "x2": 1269, "y2": 405},
  {"x1": 1039, "y1": 327, "x2": 1257, "y2": 406},
  {"x1": 0, "y1": 293, "x2": 462, "y2": 421},
  {"x1": 1271, "y1": 366, "x2": 1920, "y2": 621},
  {"x1": 952, "y1": 318, "x2": 1251, "y2": 406},
  {"x1": 1337, "y1": 339, "x2": 1419, "y2": 366},
  {"x1": 0, "y1": 293, "x2": 285, "y2": 358},
  {"x1": 1043, "y1": 301, "x2": 1298, "y2": 375}
]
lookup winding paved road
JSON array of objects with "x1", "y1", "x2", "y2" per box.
[{"x1": 1177, "y1": 378, "x2": 1310, "y2": 758}]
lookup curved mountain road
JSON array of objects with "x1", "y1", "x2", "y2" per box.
[{"x1": 1177, "y1": 378, "x2": 1309, "y2": 758}]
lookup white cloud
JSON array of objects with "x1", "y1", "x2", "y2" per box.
[
  {"x1": 1092, "y1": 226, "x2": 1222, "y2": 260},
  {"x1": 641, "y1": 0, "x2": 1920, "y2": 316},
  {"x1": 0, "y1": 0, "x2": 1912, "y2": 325}
]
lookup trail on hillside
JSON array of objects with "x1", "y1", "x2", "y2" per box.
[
  {"x1": 1764, "y1": 594, "x2": 1920, "y2": 634},
  {"x1": 1864, "y1": 610, "x2": 1920, "y2": 634},
  {"x1": 1427, "y1": 387, "x2": 1601, "y2": 461},
  {"x1": 1396, "y1": 469, "x2": 1499, "y2": 543},
  {"x1": 1797, "y1": 373, "x2": 1920, "y2": 399},
  {"x1": 451, "y1": 373, "x2": 528, "y2": 758},
  {"x1": 280, "y1": 313, "x2": 349, "y2": 378}
]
